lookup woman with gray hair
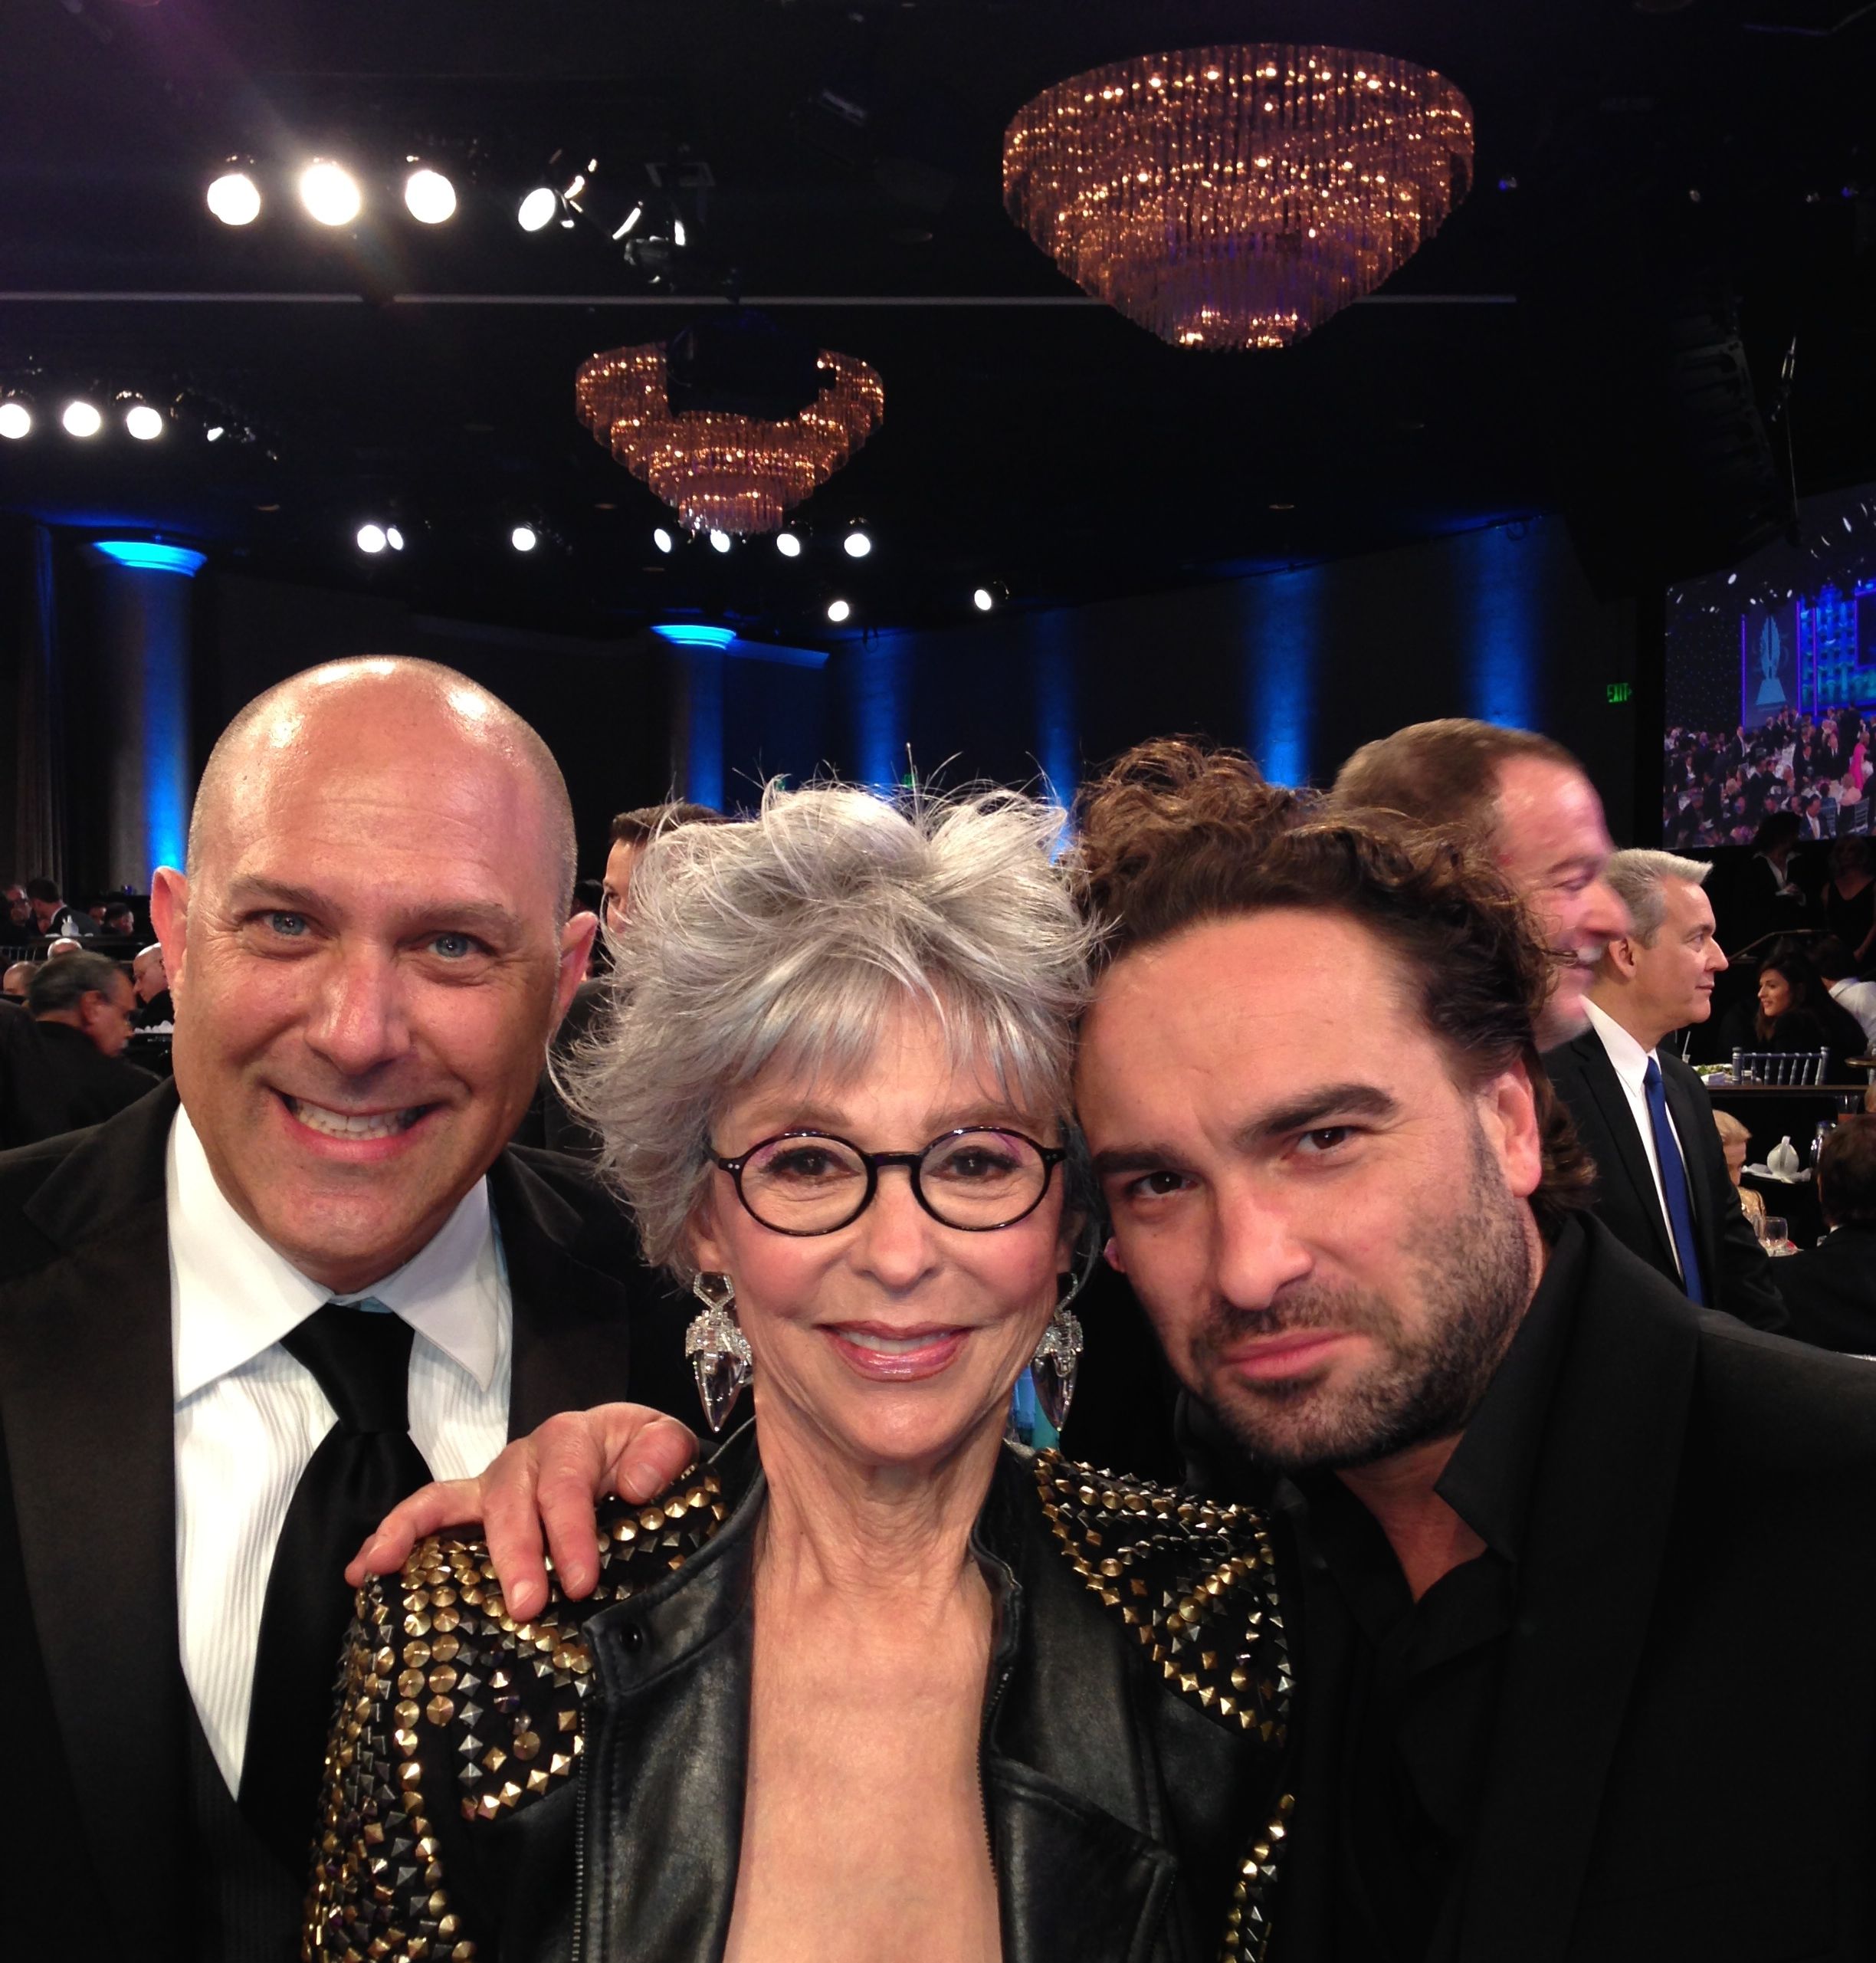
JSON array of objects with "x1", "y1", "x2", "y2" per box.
[{"x1": 308, "y1": 783, "x2": 1293, "y2": 1963}]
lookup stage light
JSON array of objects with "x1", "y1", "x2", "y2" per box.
[
  {"x1": 300, "y1": 160, "x2": 362, "y2": 227},
  {"x1": 0, "y1": 402, "x2": 31, "y2": 439},
  {"x1": 709, "y1": 529, "x2": 732, "y2": 553},
  {"x1": 356, "y1": 524, "x2": 388, "y2": 554},
  {"x1": 124, "y1": 404, "x2": 166, "y2": 442},
  {"x1": 776, "y1": 532, "x2": 802, "y2": 559},
  {"x1": 518, "y1": 185, "x2": 559, "y2": 231},
  {"x1": 612, "y1": 202, "x2": 644, "y2": 241},
  {"x1": 404, "y1": 167, "x2": 456, "y2": 225},
  {"x1": 62, "y1": 400, "x2": 103, "y2": 438},
  {"x1": 205, "y1": 425, "x2": 225, "y2": 442},
  {"x1": 972, "y1": 587, "x2": 994, "y2": 612},
  {"x1": 843, "y1": 530, "x2": 872, "y2": 559},
  {"x1": 93, "y1": 542, "x2": 207, "y2": 575},
  {"x1": 651, "y1": 623, "x2": 737, "y2": 649},
  {"x1": 510, "y1": 524, "x2": 539, "y2": 553},
  {"x1": 673, "y1": 217, "x2": 688, "y2": 248},
  {"x1": 827, "y1": 598, "x2": 852, "y2": 623},
  {"x1": 385, "y1": 525, "x2": 405, "y2": 552},
  {"x1": 653, "y1": 527, "x2": 674, "y2": 553},
  {"x1": 206, "y1": 170, "x2": 261, "y2": 227}
]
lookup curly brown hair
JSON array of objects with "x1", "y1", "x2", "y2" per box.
[{"x1": 1070, "y1": 737, "x2": 1593, "y2": 1240}]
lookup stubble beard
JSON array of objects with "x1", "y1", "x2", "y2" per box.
[{"x1": 1194, "y1": 1120, "x2": 1536, "y2": 1476}]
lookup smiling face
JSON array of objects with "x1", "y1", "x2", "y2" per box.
[
  {"x1": 1077, "y1": 910, "x2": 1543, "y2": 1475},
  {"x1": 1491, "y1": 757, "x2": 1627, "y2": 1046},
  {"x1": 152, "y1": 670, "x2": 594, "y2": 1294},
  {"x1": 688, "y1": 996, "x2": 1067, "y2": 1476},
  {"x1": 1759, "y1": 967, "x2": 1795, "y2": 1019}
]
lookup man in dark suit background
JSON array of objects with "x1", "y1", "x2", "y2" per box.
[
  {"x1": 0, "y1": 658, "x2": 691, "y2": 1962},
  {"x1": 1776, "y1": 1118, "x2": 1876, "y2": 1354},
  {"x1": 1543, "y1": 847, "x2": 1786, "y2": 1330},
  {"x1": 16, "y1": 947, "x2": 156, "y2": 1137}
]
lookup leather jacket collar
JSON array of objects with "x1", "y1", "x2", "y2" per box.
[{"x1": 576, "y1": 1426, "x2": 1182, "y2": 1962}]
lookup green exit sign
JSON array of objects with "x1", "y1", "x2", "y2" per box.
[{"x1": 1606, "y1": 681, "x2": 1633, "y2": 705}]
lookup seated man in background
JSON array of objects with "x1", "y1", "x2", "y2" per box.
[
  {"x1": 1775, "y1": 1121, "x2": 1876, "y2": 1356},
  {"x1": 1815, "y1": 936, "x2": 1876, "y2": 1052},
  {"x1": 18, "y1": 947, "x2": 155, "y2": 1139},
  {"x1": 2, "y1": 960, "x2": 34, "y2": 1003},
  {"x1": 1330, "y1": 717, "x2": 1629, "y2": 1046},
  {"x1": 131, "y1": 940, "x2": 174, "y2": 1028},
  {"x1": 1543, "y1": 849, "x2": 1784, "y2": 1329}
]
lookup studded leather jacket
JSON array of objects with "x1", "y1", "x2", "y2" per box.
[{"x1": 307, "y1": 1428, "x2": 1294, "y2": 1963}]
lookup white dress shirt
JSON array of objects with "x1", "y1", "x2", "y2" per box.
[
  {"x1": 169, "y1": 1105, "x2": 511, "y2": 1791},
  {"x1": 1583, "y1": 999, "x2": 1692, "y2": 1279},
  {"x1": 1829, "y1": 976, "x2": 1876, "y2": 1050}
]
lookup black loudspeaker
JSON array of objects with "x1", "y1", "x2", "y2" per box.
[
  {"x1": 665, "y1": 312, "x2": 822, "y2": 422},
  {"x1": 1529, "y1": 274, "x2": 1795, "y2": 599}
]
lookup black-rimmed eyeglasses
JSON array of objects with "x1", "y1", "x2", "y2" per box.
[{"x1": 708, "y1": 1128, "x2": 1067, "y2": 1236}]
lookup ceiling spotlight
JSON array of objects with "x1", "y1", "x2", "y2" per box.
[
  {"x1": 62, "y1": 400, "x2": 103, "y2": 438},
  {"x1": 300, "y1": 160, "x2": 362, "y2": 227},
  {"x1": 709, "y1": 529, "x2": 732, "y2": 553},
  {"x1": 510, "y1": 524, "x2": 539, "y2": 553},
  {"x1": 843, "y1": 530, "x2": 873, "y2": 559},
  {"x1": 404, "y1": 167, "x2": 457, "y2": 225},
  {"x1": 385, "y1": 525, "x2": 405, "y2": 552},
  {"x1": 206, "y1": 169, "x2": 261, "y2": 227},
  {"x1": 517, "y1": 185, "x2": 559, "y2": 232},
  {"x1": 124, "y1": 404, "x2": 166, "y2": 442},
  {"x1": 653, "y1": 527, "x2": 674, "y2": 553},
  {"x1": 0, "y1": 402, "x2": 31, "y2": 440},
  {"x1": 776, "y1": 532, "x2": 803, "y2": 559},
  {"x1": 205, "y1": 424, "x2": 225, "y2": 442},
  {"x1": 972, "y1": 586, "x2": 995, "y2": 612},
  {"x1": 356, "y1": 523, "x2": 388, "y2": 554},
  {"x1": 827, "y1": 598, "x2": 852, "y2": 623}
]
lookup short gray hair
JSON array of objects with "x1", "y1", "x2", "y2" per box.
[
  {"x1": 1605, "y1": 848, "x2": 1710, "y2": 944},
  {"x1": 28, "y1": 950, "x2": 127, "y2": 1017},
  {"x1": 562, "y1": 783, "x2": 1095, "y2": 1277}
]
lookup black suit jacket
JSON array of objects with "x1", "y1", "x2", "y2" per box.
[
  {"x1": 0, "y1": 1080, "x2": 694, "y2": 1961},
  {"x1": 1196, "y1": 1221, "x2": 1876, "y2": 1963},
  {"x1": 1773, "y1": 1223, "x2": 1876, "y2": 1356},
  {"x1": 1543, "y1": 1026, "x2": 1786, "y2": 1331}
]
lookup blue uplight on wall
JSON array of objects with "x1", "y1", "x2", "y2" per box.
[
  {"x1": 852, "y1": 637, "x2": 910, "y2": 789},
  {"x1": 1242, "y1": 566, "x2": 1323, "y2": 787},
  {"x1": 1033, "y1": 612, "x2": 1079, "y2": 814},
  {"x1": 651, "y1": 622, "x2": 736, "y2": 650},
  {"x1": 1459, "y1": 522, "x2": 1537, "y2": 729},
  {"x1": 93, "y1": 540, "x2": 208, "y2": 576}
]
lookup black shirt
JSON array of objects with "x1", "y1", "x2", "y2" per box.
[{"x1": 1186, "y1": 1219, "x2": 1587, "y2": 1963}]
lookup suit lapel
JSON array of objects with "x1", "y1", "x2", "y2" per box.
[
  {"x1": 488, "y1": 1151, "x2": 681, "y2": 1436},
  {"x1": 1570, "y1": 1033, "x2": 1678, "y2": 1271},
  {"x1": 1450, "y1": 1229, "x2": 1699, "y2": 1963},
  {"x1": 0, "y1": 1085, "x2": 187, "y2": 1945}
]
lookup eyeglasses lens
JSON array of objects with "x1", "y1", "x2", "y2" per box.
[{"x1": 738, "y1": 1130, "x2": 1047, "y2": 1233}]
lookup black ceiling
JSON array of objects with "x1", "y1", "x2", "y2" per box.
[{"x1": 0, "y1": 0, "x2": 1871, "y2": 641}]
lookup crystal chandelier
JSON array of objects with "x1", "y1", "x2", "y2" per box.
[
  {"x1": 1003, "y1": 45, "x2": 1474, "y2": 351},
  {"x1": 575, "y1": 342, "x2": 885, "y2": 535}
]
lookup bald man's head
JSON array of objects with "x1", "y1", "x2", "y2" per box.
[
  {"x1": 152, "y1": 655, "x2": 597, "y2": 1293},
  {"x1": 186, "y1": 656, "x2": 576, "y2": 908}
]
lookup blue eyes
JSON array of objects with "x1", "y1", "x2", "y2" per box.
[
  {"x1": 267, "y1": 912, "x2": 309, "y2": 937},
  {"x1": 254, "y1": 914, "x2": 480, "y2": 960},
  {"x1": 430, "y1": 933, "x2": 476, "y2": 960}
]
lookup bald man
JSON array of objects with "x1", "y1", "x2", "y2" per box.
[{"x1": 0, "y1": 658, "x2": 691, "y2": 1963}]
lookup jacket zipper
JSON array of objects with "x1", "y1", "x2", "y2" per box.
[
  {"x1": 976, "y1": 1646, "x2": 1014, "y2": 1877},
  {"x1": 570, "y1": 1693, "x2": 595, "y2": 1963}
]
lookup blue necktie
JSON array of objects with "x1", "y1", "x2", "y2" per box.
[{"x1": 1643, "y1": 1056, "x2": 1707, "y2": 1306}]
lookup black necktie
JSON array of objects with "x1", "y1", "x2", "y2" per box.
[{"x1": 239, "y1": 1301, "x2": 434, "y2": 1872}]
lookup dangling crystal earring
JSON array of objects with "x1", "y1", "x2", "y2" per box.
[
  {"x1": 685, "y1": 1272, "x2": 753, "y2": 1433},
  {"x1": 1029, "y1": 1295, "x2": 1084, "y2": 1432}
]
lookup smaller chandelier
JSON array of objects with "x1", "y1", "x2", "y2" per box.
[
  {"x1": 1004, "y1": 45, "x2": 1475, "y2": 351},
  {"x1": 576, "y1": 343, "x2": 884, "y2": 536}
]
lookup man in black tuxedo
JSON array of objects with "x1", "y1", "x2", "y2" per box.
[
  {"x1": 1542, "y1": 848, "x2": 1786, "y2": 1331},
  {"x1": 0, "y1": 658, "x2": 691, "y2": 1962},
  {"x1": 1776, "y1": 1118, "x2": 1876, "y2": 1354}
]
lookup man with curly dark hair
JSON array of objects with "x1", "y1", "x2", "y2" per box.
[{"x1": 1071, "y1": 735, "x2": 1876, "y2": 1963}]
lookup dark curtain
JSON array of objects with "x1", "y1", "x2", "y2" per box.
[{"x1": 9, "y1": 524, "x2": 66, "y2": 889}]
